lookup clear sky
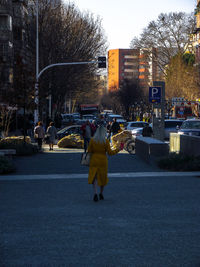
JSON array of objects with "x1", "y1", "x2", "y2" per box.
[{"x1": 63, "y1": 0, "x2": 196, "y2": 51}]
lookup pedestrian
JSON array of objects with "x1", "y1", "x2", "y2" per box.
[
  {"x1": 46, "y1": 121, "x2": 57, "y2": 151},
  {"x1": 88, "y1": 125, "x2": 124, "y2": 202},
  {"x1": 110, "y1": 118, "x2": 120, "y2": 136},
  {"x1": 142, "y1": 124, "x2": 153, "y2": 137},
  {"x1": 34, "y1": 121, "x2": 45, "y2": 151},
  {"x1": 81, "y1": 120, "x2": 95, "y2": 152},
  {"x1": 91, "y1": 120, "x2": 97, "y2": 134},
  {"x1": 106, "y1": 121, "x2": 112, "y2": 141}
]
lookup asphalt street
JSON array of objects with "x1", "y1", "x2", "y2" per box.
[{"x1": 0, "y1": 146, "x2": 200, "y2": 266}]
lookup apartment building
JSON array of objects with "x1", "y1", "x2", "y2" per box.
[
  {"x1": 0, "y1": 0, "x2": 32, "y2": 104},
  {"x1": 108, "y1": 48, "x2": 158, "y2": 93},
  {"x1": 194, "y1": 0, "x2": 200, "y2": 63},
  {"x1": 0, "y1": 0, "x2": 13, "y2": 97}
]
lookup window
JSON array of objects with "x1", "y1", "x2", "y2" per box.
[
  {"x1": 0, "y1": 15, "x2": 12, "y2": 31},
  {"x1": 13, "y1": 27, "x2": 22, "y2": 40}
]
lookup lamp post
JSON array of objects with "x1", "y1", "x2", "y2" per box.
[{"x1": 34, "y1": 0, "x2": 39, "y2": 125}]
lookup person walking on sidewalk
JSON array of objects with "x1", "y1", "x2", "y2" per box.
[
  {"x1": 81, "y1": 120, "x2": 96, "y2": 152},
  {"x1": 34, "y1": 121, "x2": 45, "y2": 151},
  {"x1": 110, "y1": 118, "x2": 120, "y2": 136},
  {"x1": 87, "y1": 125, "x2": 124, "y2": 202},
  {"x1": 46, "y1": 122, "x2": 57, "y2": 151}
]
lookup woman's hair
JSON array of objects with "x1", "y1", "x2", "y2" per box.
[
  {"x1": 38, "y1": 121, "x2": 43, "y2": 126},
  {"x1": 93, "y1": 125, "x2": 107, "y2": 144},
  {"x1": 49, "y1": 122, "x2": 54, "y2": 126}
]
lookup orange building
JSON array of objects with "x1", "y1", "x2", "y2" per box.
[{"x1": 108, "y1": 48, "x2": 158, "y2": 93}]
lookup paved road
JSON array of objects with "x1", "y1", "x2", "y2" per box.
[{"x1": 1, "y1": 147, "x2": 200, "y2": 266}]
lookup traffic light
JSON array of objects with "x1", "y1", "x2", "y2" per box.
[{"x1": 98, "y1": 56, "x2": 106, "y2": 68}]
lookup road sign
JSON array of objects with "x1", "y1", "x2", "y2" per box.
[{"x1": 149, "y1": 86, "x2": 161, "y2": 103}]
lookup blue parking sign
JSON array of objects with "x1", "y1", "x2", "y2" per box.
[{"x1": 149, "y1": 86, "x2": 161, "y2": 103}]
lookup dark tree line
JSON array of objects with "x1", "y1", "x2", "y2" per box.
[
  {"x1": 23, "y1": 0, "x2": 107, "y2": 117},
  {"x1": 101, "y1": 79, "x2": 145, "y2": 119}
]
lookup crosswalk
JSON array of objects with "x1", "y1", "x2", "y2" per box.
[{"x1": 0, "y1": 171, "x2": 200, "y2": 181}]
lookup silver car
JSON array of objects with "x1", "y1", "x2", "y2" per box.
[{"x1": 178, "y1": 119, "x2": 200, "y2": 136}]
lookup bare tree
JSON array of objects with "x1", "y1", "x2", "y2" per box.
[
  {"x1": 118, "y1": 79, "x2": 144, "y2": 118},
  {"x1": 101, "y1": 80, "x2": 144, "y2": 118},
  {"x1": 130, "y1": 12, "x2": 195, "y2": 75},
  {"x1": 28, "y1": 1, "x2": 107, "y2": 117},
  {"x1": 0, "y1": 106, "x2": 14, "y2": 137}
]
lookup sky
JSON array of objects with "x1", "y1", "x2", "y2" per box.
[{"x1": 63, "y1": 0, "x2": 196, "y2": 51}]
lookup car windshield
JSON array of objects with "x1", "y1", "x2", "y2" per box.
[
  {"x1": 57, "y1": 127, "x2": 69, "y2": 134},
  {"x1": 109, "y1": 115, "x2": 123, "y2": 119},
  {"x1": 181, "y1": 120, "x2": 200, "y2": 129},
  {"x1": 130, "y1": 122, "x2": 147, "y2": 127},
  {"x1": 165, "y1": 121, "x2": 183, "y2": 128}
]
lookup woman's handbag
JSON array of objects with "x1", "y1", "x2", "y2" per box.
[
  {"x1": 34, "y1": 133, "x2": 39, "y2": 139},
  {"x1": 44, "y1": 134, "x2": 50, "y2": 143},
  {"x1": 80, "y1": 152, "x2": 91, "y2": 166}
]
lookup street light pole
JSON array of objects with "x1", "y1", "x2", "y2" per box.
[{"x1": 34, "y1": 0, "x2": 39, "y2": 125}]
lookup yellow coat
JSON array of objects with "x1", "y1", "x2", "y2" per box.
[{"x1": 88, "y1": 138, "x2": 120, "y2": 186}]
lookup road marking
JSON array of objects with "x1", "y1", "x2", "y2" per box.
[{"x1": 0, "y1": 172, "x2": 200, "y2": 181}]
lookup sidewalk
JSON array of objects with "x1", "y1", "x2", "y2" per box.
[{"x1": 9, "y1": 144, "x2": 164, "y2": 176}]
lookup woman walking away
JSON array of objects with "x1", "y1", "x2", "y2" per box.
[
  {"x1": 34, "y1": 121, "x2": 45, "y2": 151},
  {"x1": 46, "y1": 122, "x2": 57, "y2": 151},
  {"x1": 88, "y1": 125, "x2": 124, "y2": 202}
]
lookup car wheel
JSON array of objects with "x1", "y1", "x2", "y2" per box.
[{"x1": 126, "y1": 140, "x2": 135, "y2": 154}]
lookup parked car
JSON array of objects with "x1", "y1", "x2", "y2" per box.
[
  {"x1": 72, "y1": 113, "x2": 81, "y2": 122},
  {"x1": 82, "y1": 114, "x2": 96, "y2": 122},
  {"x1": 131, "y1": 127, "x2": 144, "y2": 137},
  {"x1": 107, "y1": 114, "x2": 127, "y2": 128},
  {"x1": 126, "y1": 121, "x2": 149, "y2": 131},
  {"x1": 61, "y1": 114, "x2": 76, "y2": 126},
  {"x1": 57, "y1": 125, "x2": 82, "y2": 140},
  {"x1": 131, "y1": 119, "x2": 182, "y2": 139},
  {"x1": 178, "y1": 119, "x2": 200, "y2": 136}
]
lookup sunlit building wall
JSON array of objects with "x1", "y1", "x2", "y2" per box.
[{"x1": 108, "y1": 48, "x2": 158, "y2": 93}]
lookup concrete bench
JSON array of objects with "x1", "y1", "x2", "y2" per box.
[
  {"x1": 135, "y1": 136, "x2": 169, "y2": 162},
  {"x1": 0, "y1": 149, "x2": 16, "y2": 158}
]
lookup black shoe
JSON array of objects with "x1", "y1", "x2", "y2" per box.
[
  {"x1": 99, "y1": 193, "x2": 104, "y2": 200},
  {"x1": 93, "y1": 194, "x2": 98, "y2": 202}
]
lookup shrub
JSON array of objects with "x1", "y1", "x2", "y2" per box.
[
  {"x1": 57, "y1": 134, "x2": 83, "y2": 148},
  {"x1": 0, "y1": 136, "x2": 38, "y2": 156},
  {"x1": 0, "y1": 156, "x2": 16, "y2": 174},
  {"x1": 157, "y1": 152, "x2": 200, "y2": 171}
]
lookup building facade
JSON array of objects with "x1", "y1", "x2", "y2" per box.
[
  {"x1": 0, "y1": 0, "x2": 32, "y2": 104},
  {"x1": 0, "y1": 0, "x2": 13, "y2": 98},
  {"x1": 108, "y1": 48, "x2": 158, "y2": 93},
  {"x1": 192, "y1": 0, "x2": 200, "y2": 63}
]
